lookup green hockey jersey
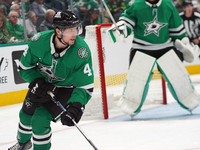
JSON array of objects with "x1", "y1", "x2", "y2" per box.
[
  {"x1": 119, "y1": 0, "x2": 186, "y2": 50},
  {"x1": 19, "y1": 30, "x2": 94, "y2": 105}
]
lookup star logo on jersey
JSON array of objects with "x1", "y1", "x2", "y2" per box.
[
  {"x1": 143, "y1": 16, "x2": 167, "y2": 36},
  {"x1": 38, "y1": 62, "x2": 64, "y2": 83}
]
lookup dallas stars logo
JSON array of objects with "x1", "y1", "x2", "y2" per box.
[
  {"x1": 78, "y1": 47, "x2": 88, "y2": 59},
  {"x1": 31, "y1": 33, "x2": 41, "y2": 42},
  {"x1": 38, "y1": 59, "x2": 64, "y2": 83},
  {"x1": 143, "y1": 16, "x2": 167, "y2": 36}
]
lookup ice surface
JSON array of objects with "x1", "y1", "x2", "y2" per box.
[{"x1": 1, "y1": 75, "x2": 200, "y2": 150}]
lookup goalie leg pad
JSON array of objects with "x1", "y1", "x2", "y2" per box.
[
  {"x1": 117, "y1": 51, "x2": 156, "y2": 115},
  {"x1": 157, "y1": 50, "x2": 200, "y2": 111}
]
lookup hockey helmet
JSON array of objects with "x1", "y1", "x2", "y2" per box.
[{"x1": 53, "y1": 10, "x2": 82, "y2": 35}]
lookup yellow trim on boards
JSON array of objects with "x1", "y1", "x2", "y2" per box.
[
  {"x1": 0, "y1": 89, "x2": 28, "y2": 106},
  {"x1": 185, "y1": 64, "x2": 200, "y2": 75}
]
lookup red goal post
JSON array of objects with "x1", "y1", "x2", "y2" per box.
[{"x1": 83, "y1": 23, "x2": 167, "y2": 120}]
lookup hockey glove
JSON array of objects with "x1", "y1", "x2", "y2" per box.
[
  {"x1": 106, "y1": 21, "x2": 127, "y2": 43},
  {"x1": 61, "y1": 102, "x2": 85, "y2": 126},
  {"x1": 175, "y1": 37, "x2": 200, "y2": 63},
  {"x1": 28, "y1": 77, "x2": 57, "y2": 102}
]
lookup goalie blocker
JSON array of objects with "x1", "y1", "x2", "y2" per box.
[{"x1": 118, "y1": 50, "x2": 200, "y2": 116}]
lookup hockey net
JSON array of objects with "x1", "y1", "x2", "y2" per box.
[{"x1": 83, "y1": 24, "x2": 167, "y2": 119}]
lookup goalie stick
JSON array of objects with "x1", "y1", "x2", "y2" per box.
[
  {"x1": 102, "y1": 0, "x2": 119, "y2": 30},
  {"x1": 47, "y1": 91, "x2": 99, "y2": 150}
]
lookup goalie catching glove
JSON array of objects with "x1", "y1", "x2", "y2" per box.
[
  {"x1": 106, "y1": 20, "x2": 128, "y2": 43},
  {"x1": 175, "y1": 37, "x2": 200, "y2": 63},
  {"x1": 28, "y1": 77, "x2": 57, "y2": 103},
  {"x1": 61, "y1": 102, "x2": 85, "y2": 126}
]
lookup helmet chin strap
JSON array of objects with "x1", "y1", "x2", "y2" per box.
[
  {"x1": 57, "y1": 35, "x2": 68, "y2": 45},
  {"x1": 57, "y1": 29, "x2": 68, "y2": 45}
]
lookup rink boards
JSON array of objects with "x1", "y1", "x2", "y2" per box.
[{"x1": 0, "y1": 42, "x2": 200, "y2": 107}]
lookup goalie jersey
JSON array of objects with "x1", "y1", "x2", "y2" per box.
[
  {"x1": 18, "y1": 30, "x2": 94, "y2": 105},
  {"x1": 119, "y1": 0, "x2": 186, "y2": 50}
]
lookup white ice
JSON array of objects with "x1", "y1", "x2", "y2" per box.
[{"x1": 1, "y1": 75, "x2": 200, "y2": 150}]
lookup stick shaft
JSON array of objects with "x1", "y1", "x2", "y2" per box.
[
  {"x1": 102, "y1": 0, "x2": 119, "y2": 30},
  {"x1": 47, "y1": 91, "x2": 98, "y2": 150}
]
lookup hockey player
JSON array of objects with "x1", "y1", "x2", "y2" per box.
[
  {"x1": 8, "y1": 10, "x2": 94, "y2": 150},
  {"x1": 107, "y1": 0, "x2": 200, "y2": 116}
]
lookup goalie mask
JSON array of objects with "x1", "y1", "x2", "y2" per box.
[{"x1": 53, "y1": 10, "x2": 82, "y2": 36}]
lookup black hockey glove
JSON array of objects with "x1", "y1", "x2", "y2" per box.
[
  {"x1": 28, "y1": 77, "x2": 57, "y2": 103},
  {"x1": 61, "y1": 102, "x2": 85, "y2": 126}
]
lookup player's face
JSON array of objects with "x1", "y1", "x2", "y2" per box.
[
  {"x1": 63, "y1": 27, "x2": 78, "y2": 45},
  {"x1": 62, "y1": 27, "x2": 78, "y2": 45}
]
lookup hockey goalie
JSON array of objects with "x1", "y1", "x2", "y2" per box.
[{"x1": 107, "y1": 0, "x2": 200, "y2": 116}]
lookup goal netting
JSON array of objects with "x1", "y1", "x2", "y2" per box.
[{"x1": 83, "y1": 24, "x2": 167, "y2": 119}]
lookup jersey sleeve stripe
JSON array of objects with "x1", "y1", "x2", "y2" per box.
[
  {"x1": 168, "y1": 24, "x2": 185, "y2": 32},
  {"x1": 169, "y1": 28, "x2": 186, "y2": 36},
  {"x1": 79, "y1": 83, "x2": 94, "y2": 96},
  {"x1": 119, "y1": 16, "x2": 135, "y2": 30},
  {"x1": 19, "y1": 61, "x2": 37, "y2": 71}
]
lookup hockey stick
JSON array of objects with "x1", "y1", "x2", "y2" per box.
[
  {"x1": 102, "y1": 0, "x2": 119, "y2": 30},
  {"x1": 102, "y1": 0, "x2": 126, "y2": 43},
  {"x1": 47, "y1": 91, "x2": 98, "y2": 150}
]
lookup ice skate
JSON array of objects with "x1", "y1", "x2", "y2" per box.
[{"x1": 8, "y1": 140, "x2": 32, "y2": 150}]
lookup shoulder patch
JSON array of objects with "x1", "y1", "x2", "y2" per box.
[
  {"x1": 31, "y1": 33, "x2": 41, "y2": 42},
  {"x1": 78, "y1": 47, "x2": 89, "y2": 59}
]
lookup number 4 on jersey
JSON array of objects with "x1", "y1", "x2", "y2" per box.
[{"x1": 84, "y1": 63, "x2": 92, "y2": 76}]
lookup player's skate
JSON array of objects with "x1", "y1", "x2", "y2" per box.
[{"x1": 8, "y1": 140, "x2": 32, "y2": 150}]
